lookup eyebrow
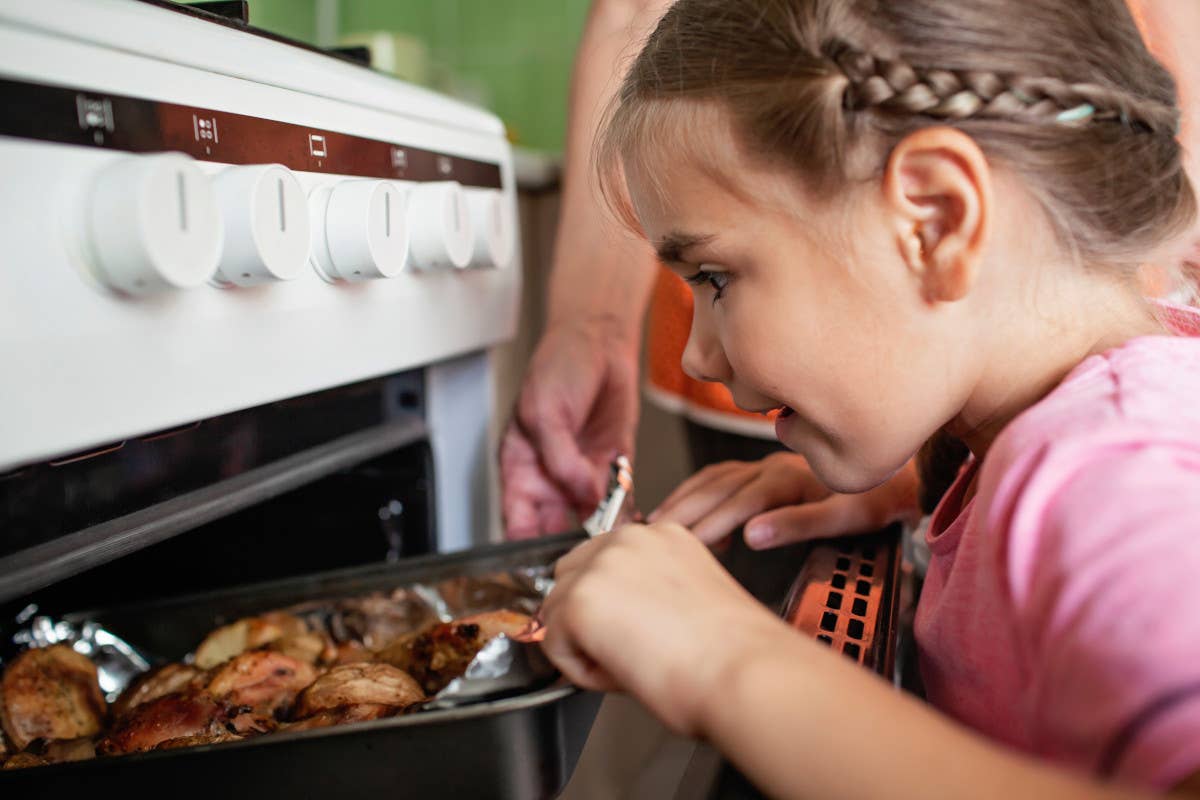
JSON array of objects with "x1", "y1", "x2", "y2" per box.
[{"x1": 654, "y1": 231, "x2": 716, "y2": 264}]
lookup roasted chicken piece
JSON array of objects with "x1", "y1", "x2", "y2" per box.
[
  {"x1": 112, "y1": 663, "x2": 206, "y2": 719},
  {"x1": 194, "y1": 612, "x2": 319, "y2": 669},
  {"x1": 456, "y1": 609, "x2": 535, "y2": 640},
  {"x1": 376, "y1": 610, "x2": 532, "y2": 695},
  {"x1": 435, "y1": 576, "x2": 542, "y2": 617},
  {"x1": 98, "y1": 651, "x2": 313, "y2": 755},
  {"x1": 330, "y1": 641, "x2": 373, "y2": 665},
  {"x1": 292, "y1": 663, "x2": 424, "y2": 720},
  {"x1": 0, "y1": 645, "x2": 107, "y2": 751},
  {"x1": 98, "y1": 691, "x2": 229, "y2": 755},
  {"x1": 284, "y1": 703, "x2": 400, "y2": 732},
  {"x1": 291, "y1": 591, "x2": 435, "y2": 652},
  {"x1": 205, "y1": 651, "x2": 318, "y2": 718}
]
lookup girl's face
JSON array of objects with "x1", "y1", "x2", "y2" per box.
[{"x1": 626, "y1": 133, "x2": 982, "y2": 493}]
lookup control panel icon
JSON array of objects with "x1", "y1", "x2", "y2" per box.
[
  {"x1": 76, "y1": 94, "x2": 114, "y2": 143},
  {"x1": 309, "y1": 133, "x2": 327, "y2": 157},
  {"x1": 192, "y1": 114, "x2": 219, "y2": 144}
]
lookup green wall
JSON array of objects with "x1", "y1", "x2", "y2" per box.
[
  {"x1": 250, "y1": 1, "x2": 591, "y2": 151},
  {"x1": 248, "y1": 0, "x2": 318, "y2": 46}
]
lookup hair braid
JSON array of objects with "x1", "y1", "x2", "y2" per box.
[{"x1": 828, "y1": 41, "x2": 1181, "y2": 135}]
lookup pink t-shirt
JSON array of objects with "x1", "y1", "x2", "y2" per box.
[{"x1": 915, "y1": 310, "x2": 1200, "y2": 790}]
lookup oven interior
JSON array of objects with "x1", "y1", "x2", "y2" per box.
[{"x1": 0, "y1": 370, "x2": 436, "y2": 636}]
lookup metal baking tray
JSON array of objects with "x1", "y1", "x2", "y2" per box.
[{"x1": 0, "y1": 532, "x2": 601, "y2": 799}]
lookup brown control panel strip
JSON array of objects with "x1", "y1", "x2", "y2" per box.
[{"x1": 0, "y1": 76, "x2": 502, "y2": 188}]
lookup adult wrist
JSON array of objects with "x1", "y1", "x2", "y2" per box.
[{"x1": 542, "y1": 310, "x2": 642, "y2": 353}]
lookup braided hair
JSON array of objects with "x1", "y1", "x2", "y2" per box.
[
  {"x1": 830, "y1": 41, "x2": 1180, "y2": 135},
  {"x1": 599, "y1": 0, "x2": 1195, "y2": 274}
]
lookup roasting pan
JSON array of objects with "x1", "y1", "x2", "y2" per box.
[{"x1": 0, "y1": 532, "x2": 601, "y2": 799}]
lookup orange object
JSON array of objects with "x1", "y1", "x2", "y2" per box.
[{"x1": 644, "y1": 268, "x2": 776, "y2": 438}]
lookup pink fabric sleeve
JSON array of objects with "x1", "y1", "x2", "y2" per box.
[{"x1": 1005, "y1": 440, "x2": 1200, "y2": 790}]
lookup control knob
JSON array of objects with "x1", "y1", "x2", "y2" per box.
[
  {"x1": 405, "y1": 181, "x2": 472, "y2": 270},
  {"x1": 309, "y1": 179, "x2": 408, "y2": 281},
  {"x1": 211, "y1": 164, "x2": 310, "y2": 286},
  {"x1": 86, "y1": 153, "x2": 223, "y2": 294},
  {"x1": 465, "y1": 188, "x2": 514, "y2": 269}
]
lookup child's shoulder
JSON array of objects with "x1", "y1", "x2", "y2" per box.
[
  {"x1": 979, "y1": 332, "x2": 1200, "y2": 559},
  {"x1": 961, "y1": 333, "x2": 1200, "y2": 630},
  {"x1": 1009, "y1": 332, "x2": 1200, "y2": 453}
]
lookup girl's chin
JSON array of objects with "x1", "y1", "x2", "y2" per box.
[{"x1": 775, "y1": 420, "x2": 899, "y2": 495}]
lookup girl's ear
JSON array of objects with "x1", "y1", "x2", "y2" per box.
[{"x1": 882, "y1": 127, "x2": 992, "y2": 303}]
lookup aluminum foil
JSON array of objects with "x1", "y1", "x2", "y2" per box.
[{"x1": 426, "y1": 635, "x2": 559, "y2": 709}]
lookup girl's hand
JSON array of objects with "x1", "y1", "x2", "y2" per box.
[
  {"x1": 539, "y1": 521, "x2": 791, "y2": 737},
  {"x1": 649, "y1": 453, "x2": 921, "y2": 549}
]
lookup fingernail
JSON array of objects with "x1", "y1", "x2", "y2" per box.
[{"x1": 744, "y1": 525, "x2": 772, "y2": 549}]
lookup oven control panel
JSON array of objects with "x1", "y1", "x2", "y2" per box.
[{"x1": 0, "y1": 0, "x2": 520, "y2": 472}]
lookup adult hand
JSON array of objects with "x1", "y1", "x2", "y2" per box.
[
  {"x1": 539, "y1": 521, "x2": 790, "y2": 737},
  {"x1": 650, "y1": 453, "x2": 921, "y2": 549},
  {"x1": 500, "y1": 318, "x2": 640, "y2": 539}
]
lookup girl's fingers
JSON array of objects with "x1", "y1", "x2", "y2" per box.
[
  {"x1": 689, "y1": 458, "x2": 828, "y2": 545},
  {"x1": 648, "y1": 461, "x2": 749, "y2": 521},
  {"x1": 689, "y1": 477, "x2": 775, "y2": 544},
  {"x1": 743, "y1": 493, "x2": 879, "y2": 550},
  {"x1": 553, "y1": 534, "x2": 609, "y2": 582},
  {"x1": 540, "y1": 619, "x2": 621, "y2": 692},
  {"x1": 649, "y1": 466, "x2": 760, "y2": 529}
]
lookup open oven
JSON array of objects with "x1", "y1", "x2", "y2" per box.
[{"x1": 0, "y1": 0, "x2": 601, "y2": 796}]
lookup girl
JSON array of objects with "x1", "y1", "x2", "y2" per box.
[{"x1": 537, "y1": 1, "x2": 1200, "y2": 797}]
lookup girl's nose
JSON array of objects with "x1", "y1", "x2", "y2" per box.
[{"x1": 681, "y1": 302, "x2": 731, "y2": 384}]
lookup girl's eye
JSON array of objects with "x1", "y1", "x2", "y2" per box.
[{"x1": 684, "y1": 269, "x2": 730, "y2": 304}]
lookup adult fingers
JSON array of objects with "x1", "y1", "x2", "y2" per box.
[
  {"x1": 519, "y1": 398, "x2": 603, "y2": 510},
  {"x1": 742, "y1": 493, "x2": 881, "y2": 550},
  {"x1": 500, "y1": 424, "x2": 574, "y2": 539}
]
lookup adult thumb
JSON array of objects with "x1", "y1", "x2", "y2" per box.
[{"x1": 743, "y1": 494, "x2": 879, "y2": 550}]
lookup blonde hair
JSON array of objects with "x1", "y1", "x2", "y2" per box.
[{"x1": 599, "y1": 0, "x2": 1196, "y2": 276}]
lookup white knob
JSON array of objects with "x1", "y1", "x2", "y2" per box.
[
  {"x1": 405, "y1": 181, "x2": 472, "y2": 270},
  {"x1": 309, "y1": 180, "x2": 408, "y2": 282},
  {"x1": 86, "y1": 153, "x2": 223, "y2": 294},
  {"x1": 211, "y1": 164, "x2": 310, "y2": 287},
  {"x1": 466, "y1": 188, "x2": 514, "y2": 269}
]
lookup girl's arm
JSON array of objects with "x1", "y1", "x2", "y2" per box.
[
  {"x1": 540, "y1": 522, "x2": 1200, "y2": 800},
  {"x1": 709, "y1": 633, "x2": 1197, "y2": 800}
]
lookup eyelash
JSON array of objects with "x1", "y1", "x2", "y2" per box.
[{"x1": 684, "y1": 269, "x2": 730, "y2": 304}]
